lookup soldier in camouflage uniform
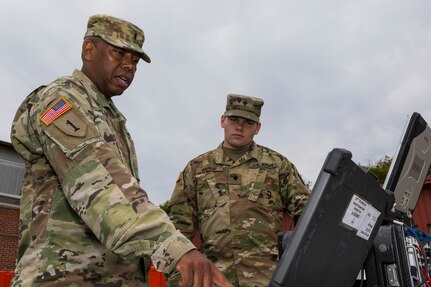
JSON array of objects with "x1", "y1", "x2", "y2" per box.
[
  {"x1": 10, "y1": 14, "x2": 233, "y2": 287},
  {"x1": 168, "y1": 94, "x2": 310, "y2": 287}
]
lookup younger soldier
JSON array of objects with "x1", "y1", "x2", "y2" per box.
[
  {"x1": 10, "y1": 14, "x2": 232, "y2": 287},
  {"x1": 168, "y1": 94, "x2": 310, "y2": 287}
]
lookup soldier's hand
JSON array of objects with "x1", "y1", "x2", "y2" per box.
[{"x1": 175, "y1": 249, "x2": 234, "y2": 287}]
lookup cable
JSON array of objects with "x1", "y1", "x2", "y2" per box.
[
  {"x1": 399, "y1": 222, "x2": 430, "y2": 287},
  {"x1": 358, "y1": 268, "x2": 365, "y2": 287}
]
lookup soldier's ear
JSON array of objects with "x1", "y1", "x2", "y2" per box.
[
  {"x1": 255, "y1": 122, "x2": 261, "y2": 135},
  {"x1": 220, "y1": 115, "x2": 227, "y2": 128},
  {"x1": 82, "y1": 39, "x2": 96, "y2": 61}
]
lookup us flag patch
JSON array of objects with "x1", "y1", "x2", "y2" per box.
[{"x1": 40, "y1": 98, "x2": 73, "y2": 126}]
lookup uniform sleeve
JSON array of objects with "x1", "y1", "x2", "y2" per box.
[
  {"x1": 168, "y1": 164, "x2": 198, "y2": 241},
  {"x1": 27, "y1": 88, "x2": 195, "y2": 274},
  {"x1": 280, "y1": 158, "x2": 310, "y2": 217}
]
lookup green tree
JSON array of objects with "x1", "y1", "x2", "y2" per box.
[
  {"x1": 159, "y1": 200, "x2": 171, "y2": 214},
  {"x1": 360, "y1": 155, "x2": 392, "y2": 185}
]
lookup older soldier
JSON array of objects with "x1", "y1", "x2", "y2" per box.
[
  {"x1": 10, "y1": 14, "x2": 232, "y2": 287},
  {"x1": 168, "y1": 94, "x2": 310, "y2": 287}
]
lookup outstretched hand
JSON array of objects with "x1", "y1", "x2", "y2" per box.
[{"x1": 175, "y1": 249, "x2": 234, "y2": 287}]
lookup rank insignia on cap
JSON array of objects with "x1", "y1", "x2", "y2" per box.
[{"x1": 40, "y1": 98, "x2": 73, "y2": 126}]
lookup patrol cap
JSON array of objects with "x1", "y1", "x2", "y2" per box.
[
  {"x1": 84, "y1": 14, "x2": 151, "y2": 63},
  {"x1": 224, "y1": 94, "x2": 264, "y2": 122}
]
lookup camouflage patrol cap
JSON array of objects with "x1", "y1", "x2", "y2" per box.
[
  {"x1": 84, "y1": 14, "x2": 151, "y2": 63},
  {"x1": 224, "y1": 94, "x2": 264, "y2": 122}
]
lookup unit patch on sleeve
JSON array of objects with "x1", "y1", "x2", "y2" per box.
[{"x1": 40, "y1": 98, "x2": 73, "y2": 126}]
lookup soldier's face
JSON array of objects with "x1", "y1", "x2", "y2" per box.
[
  {"x1": 221, "y1": 115, "x2": 261, "y2": 148},
  {"x1": 83, "y1": 38, "x2": 140, "y2": 98}
]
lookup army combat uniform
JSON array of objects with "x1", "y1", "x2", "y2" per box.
[
  {"x1": 10, "y1": 68, "x2": 195, "y2": 286},
  {"x1": 168, "y1": 141, "x2": 310, "y2": 287},
  {"x1": 10, "y1": 14, "x2": 196, "y2": 287}
]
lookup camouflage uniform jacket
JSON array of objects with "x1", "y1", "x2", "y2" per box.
[
  {"x1": 168, "y1": 142, "x2": 310, "y2": 287},
  {"x1": 10, "y1": 69, "x2": 195, "y2": 287}
]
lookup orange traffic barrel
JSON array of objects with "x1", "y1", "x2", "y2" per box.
[
  {"x1": 148, "y1": 265, "x2": 167, "y2": 287},
  {"x1": 0, "y1": 271, "x2": 14, "y2": 287}
]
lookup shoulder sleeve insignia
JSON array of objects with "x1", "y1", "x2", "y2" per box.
[{"x1": 40, "y1": 98, "x2": 73, "y2": 126}]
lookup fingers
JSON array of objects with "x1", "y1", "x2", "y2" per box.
[
  {"x1": 178, "y1": 257, "x2": 210, "y2": 287},
  {"x1": 176, "y1": 250, "x2": 233, "y2": 287},
  {"x1": 211, "y1": 266, "x2": 235, "y2": 287},
  {"x1": 178, "y1": 264, "x2": 192, "y2": 287},
  {"x1": 198, "y1": 262, "x2": 210, "y2": 287}
]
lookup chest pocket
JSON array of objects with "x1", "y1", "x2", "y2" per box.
[
  {"x1": 94, "y1": 110, "x2": 138, "y2": 177},
  {"x1": 250, "y1": 167, "x2": 283, "y2": 213},
  {"x1": 247, "y1": 168, "x2": 267, "y2": 201},
  {"x1": 196, "y1": 168, "x2": 229, "y2": 206},
  {"x1": 195, "y1": 167, "x2": 229, "y2": 223}
]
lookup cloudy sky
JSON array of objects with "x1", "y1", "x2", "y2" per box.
[{"x1": 1, "y1": 0, "x2": 431, "y2": 205}]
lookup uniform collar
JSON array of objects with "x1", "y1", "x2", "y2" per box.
[
  {"x1": 72, "y1": 69, "x2": 127, "y2": 121},
  {"x1": 215, "y1": 141, "x2": 260, "y2": 164}
]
